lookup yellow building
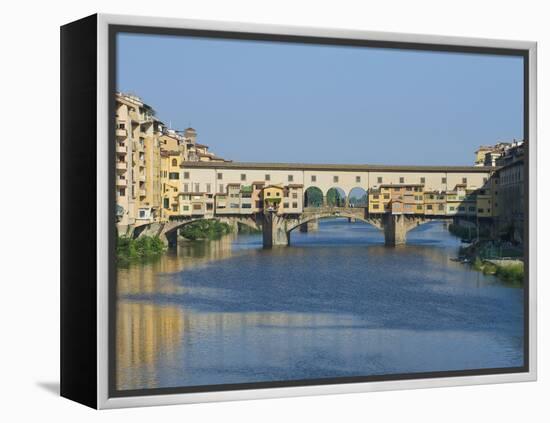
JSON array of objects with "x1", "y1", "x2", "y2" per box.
[
  {"x1": 116, "y1": 92, "x2": 231, "y2": 232},
  {"x1": 368, "y1": 184, "x2": 423, "y2": 214},
  {"x1": 423, "y1": 191, "x2": 446, "y2": 216},
  {"x1": 115, "y1": 92, "x2": 163, "y2": 232},
  {"x1": 476, "y1": 188, "x2": 493, "y2": 218},
  {"x1": 262, "y1": 185, "x2": 284, "y2": 213}
]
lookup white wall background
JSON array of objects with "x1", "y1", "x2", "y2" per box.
[{"x1": 0, "y1": 0, "x2": 547, "y2": 421}]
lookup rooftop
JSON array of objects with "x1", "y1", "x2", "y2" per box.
[
  {"x1": 379, "y1": 183, "x2": 424, "y2": 188},
  {"x1": 179, "y1": 161, "x2": 495, "y2": 173}
]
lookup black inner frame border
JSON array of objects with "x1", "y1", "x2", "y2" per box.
[{"x1": 108, "y1": 23, "x2": 530, "y2": 399}]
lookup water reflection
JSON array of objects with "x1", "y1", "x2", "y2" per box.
[{"x1": 116, "y1": 220, "x2": 524, "y2": 391}]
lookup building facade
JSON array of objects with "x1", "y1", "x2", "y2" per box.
[{"x1": 115, "y1": 92, "x2": 228, "y2": 234}]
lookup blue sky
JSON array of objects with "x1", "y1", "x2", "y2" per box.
[{"x1": 117, "y1": 33, "x2": 523, "y2": 166}]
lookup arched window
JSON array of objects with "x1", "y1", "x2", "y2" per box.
[{"x1": 171, "y1": 158, "x2": 177, "y2": 166}]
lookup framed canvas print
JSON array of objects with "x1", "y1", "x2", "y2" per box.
[{"x1": 60, "y1": 14, "x2": 537, "y2": 409}]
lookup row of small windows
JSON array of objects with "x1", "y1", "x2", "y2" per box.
[
  {"x1": 182, "y1": 183, "x2": 212, "y2": 193},
  {"x1": 182, "y1": 173, "x2": 470, "y2": 185}
]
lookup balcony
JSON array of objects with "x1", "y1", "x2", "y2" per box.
[
  {"x1": 139, "y1": 174, "x2": 146, "y2": 181},
  {"x1": 115, "y1": 128, "x2": 127, "y2": 138},
  {"x1": 116, "y1": 178, "x2": 127, "y2": 187},
  {"x1": 129, "y1": 110, "x2": 140, "y2": 121},
  {"x1": 116, "y1": 144, "x2": 127, "y2": 154},
  {"x1": 139, "y1": 189, "x2": 147, "y2": 197},
  {"x1": 116, "y1": 162, "x2": 127, "y2": 172}
]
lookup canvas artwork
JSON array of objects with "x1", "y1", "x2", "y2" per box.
[{"x1": 111, "y1": 29, "x2": 528, "y2": 396}]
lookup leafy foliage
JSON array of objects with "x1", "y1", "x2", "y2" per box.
[
  {"x1": 117, "y1": 235, "x2": 166, "y2": 263},
  {"x1": 326, "y1": 188, "x2": 344, "y2": 207},
  {"x1": 179, "y1": 220, "x2": 233, "y2": 240},
  {"x1": 304, "y1": 187, "x2": 323, "y2": 207}
]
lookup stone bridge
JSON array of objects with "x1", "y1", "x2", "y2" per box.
[
  {"x1": 134, "y1": 207, "x2": 440, "y2": 248},
  {"x1": 134, "y1": 215, "x2": 260, "y2": 247},
  {"x1": 263, "y1": 206, "x2": 431, "y2": 247}
]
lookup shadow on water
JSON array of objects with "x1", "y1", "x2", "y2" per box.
[{"x1": 115, "y1": 218, "x2": 524, "y2": 391}]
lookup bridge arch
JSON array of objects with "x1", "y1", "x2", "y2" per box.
[
  {"x1": 286, "y1": 209, "x2": 384, "y2": 234},
  {"x1": 348, "y1": 187, "x2": 368, "y2": 207},
  {"x1": 326, "y1": 187, "x2": 347, "y2": 207},
  {"x1": 304, "y1": 186, "x2": 324, "y2": 208}
]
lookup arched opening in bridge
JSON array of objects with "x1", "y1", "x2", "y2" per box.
[
  {"x1": 304, "y1": 186, "x2": 323, "y2": 208},
  {"x1": 326, "y1": 187, "x2": 346, "y2": 207},
  {"x1": 348, "y1": 187, "x2": 368, "y2": 207}
]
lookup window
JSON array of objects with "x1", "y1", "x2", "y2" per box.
[
  {"x1": 356, "y1": 176, "x2": 361, "y2": 183},
  {"x1": 230, "y1": 203, "x2": 239, "y2": 209},
  {"x1": 284, "y1": 190, "x2": 289, "y2": 198},
  {"x1": 292, "y1": 192, "x2": 298, "y2": 199},
  {"x1": 377, "y1": 177, "x2": 383, "y2": 183},
  {"x1": 183, "y1": 171, "x2": 189, "y2": 179},
  {"x1": 218, "y1": 184, "x2": 224, "y2": 193},
  {"x1": 169, "y1": 172, "x2": 179, "y2": 180},
  {"x1": 458, "y1": 206, "x2": 465, "y2": 211},
  {"x1": 462, "y1": 177, "x2": 468, "y2": 184},
  {"x1": 311, "y1": 175, "x2": 317, "y2": 182},
  {"x1": 276, "y1": 192, "x2": 280, "y2": 197},
  {"x1": 266, "y1": 192, "x2": 271, "y2": 197},
  {"x1": 438, "y1": 204, "x2": 444, "y2": 211},
  {"x1": 193, "y1": 204, "x2": 202, "y2": 210},
  {"x1": 384, "y1": 194, "x2": 390, "y2": 199},
  {"x1": 333, "y1": 176, "x2": 339, "y2": 183},
  {"x1": 206, "y1": 183, "x2": 211, "y2": 193},
  {"x1": 206, "y1": 203, "x2": 213, "y2": 210},
  {"x1": 183, "y1": 183, "x2": 189, "y2": 192},
  {"x1": 469, "y1": 206, "x2": 476, "y2": 212},
  {"x1": 373, "y1": 195, "x2": 379, "y2": 200},
  {"x1": 241, "y1": 174, "x2": 246, "y2": 181},
  {"x1": 292, "y1": 202, "x2": 298, "y2": 208},
  {"x1": 449, "y1": 206, "x2": 455, "y2": 211},
  {"x1": 117, "y1": 188, "x2": 126, "y2": 197},
  {"x1": 172, "y1": 159, "x2": 178, "y2": 166},
  {"x1": 417, "y1": 205, "x2": 422, "y2": 210},
  {"x1": 194, "y1": 183, "x2": 200, "y2": 193},
  {"x1": 163, "y1": 198, "x2": 169, "y2": 208},
  {"x1": 478, "y1": 208, "x2": 484, "y2": 213},
  {"x1": 420, "y1": 177, "x2": 425, "y2": 184},
  {"x1": 427, "y1": 205, "x2": 433, "y2": 210},
  {"x1": 139, "y1": 210, "x2": 146, "y2": 218},
  {"x1": 400, "y1": 177, "x2": 405, "y2": 183},
  {"x1": 288, "y1": 175, "x2": 294, "y2": 182},
  {"x1": 241, "y1": 203, "x2": 252, "y2": 209},
  {"x1": 442, "y1": 177, "x2": 447, "y2": 184},
  {"x1": 373, "y1": 204, "x2": 379, "y2": 209},
  {"x1": 265, "y1": 174, "x2": 271, "y2": 181},
  {"x1": 183, "y1": 205, "x2": 189, "y2": 211},
  {"x1": 283, "y1": 203, "x2": 289, "y2": 208},
  {"x1": 217, "y1": 173, "x2": 223, "y2": 180}
]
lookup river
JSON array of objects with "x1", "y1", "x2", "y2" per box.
[{"x1": 116, "y1": 219, "x2": 524, "y2": 391}]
